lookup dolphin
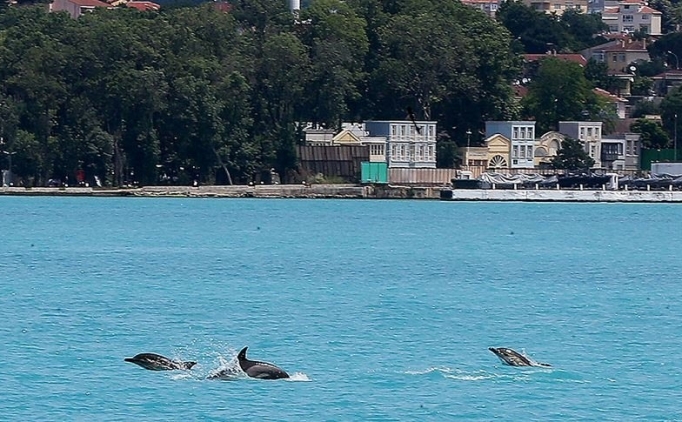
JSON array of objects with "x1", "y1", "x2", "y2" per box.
[
  {"x1": 124, "y1": 353, "x2": 197, "y2": 371},
  {"x1": 488, "y1": 347, "x2": 551, "y2": 368},
  {"x1": 237, "y1": 346, "x2": 289, "y2": 379}
]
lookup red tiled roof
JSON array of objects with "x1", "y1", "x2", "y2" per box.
[
  {"x1": 69, "y1": 0, "x2": 110, "y2": 6},
  {"x1": 639, "y1": 5, "x2": 660, "y2": 13},
  {"x1": 594, "y1": 88, "x2": 627, "y2": 103},
  {"x1": 126, "y1": 1, "x2": 159, "y2": 10},
  {"x1": 604, "y1": 4, "x2": 661, "y2": 13},
  {"x1": 602, "y1": 39, "x2": 648, "y2": 52},
  {"x1": 523, "y1": 53, "x2": 588, "y2": 67}
]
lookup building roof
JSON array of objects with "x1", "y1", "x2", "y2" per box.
[
  {"x1": 68, "y1": 0, "x2": 110, "y2": 7},
  {"x1": 594, "y1": 87, "x2": 628, "y2": 103},
  {"x1": 601, "y1": 39, "x2": 649, "y2": 52},
  {"x1": 603, "y1": 4, "x2": 661, "y2": 13},
  {"x1": 126, "y1": 0, "x2": 160, "y2": 10},
  {"x1": 523, "y1": 53, "x2": 588, "y2": 67}
]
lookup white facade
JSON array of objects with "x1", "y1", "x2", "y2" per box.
[
  {"x1": 602, "y1": 1, "x2": 662, "y2": 36},
  {"x1": 558, "y1": 121, "x2": 604, "y2": 168},
  {"x1": 364, "y1": 120, "x2": 437, "y2": 168},
  {"x1": 485, "y1": 121, "x2": 536, "y2": 169}
]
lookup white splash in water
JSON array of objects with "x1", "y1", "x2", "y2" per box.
[
  {"x1": 287, "y1": 372, "x2": 311, "y2": 382},
  {"x1": 404, "y1": 366, "x2": 453, "y2": 375}
]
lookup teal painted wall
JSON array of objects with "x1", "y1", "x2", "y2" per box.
[{"x1": 361, "y1": 162, "x2": 388, "y2": 184}]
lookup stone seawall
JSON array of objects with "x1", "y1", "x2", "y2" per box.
[
  {"x1": 4, "y1": 184, "x2": 682, "y2": 202},
  {"x1": 441, "y1": 189, "x2": 682, "y2": 202},
  {"x1": 0, "y1": 184, "x2": 375, "y2": 198}
]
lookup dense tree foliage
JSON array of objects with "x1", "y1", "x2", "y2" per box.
[
  {"x1": 520, "y1": 57, "x2": 611, "y2": 133},
  {"x1": 630, "y1": 118, "x2": 671, "y2": 148},
  {"x1": 0, "y1": 2, "x2": 520, "y2": 185},
  {"x1": 551, "y1": 137, "x2": 595, "y2": 170},
  {"x1": 496, "y1": 2, "x2": 607, "y2": 54}
]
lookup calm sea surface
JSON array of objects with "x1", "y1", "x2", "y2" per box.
[{"x1": 1, "y1": 197, "x2": 681, "y2": 420}]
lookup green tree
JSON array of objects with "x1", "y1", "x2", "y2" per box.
[
  {"x1": 630, "y1": 118, "x2": 670, "y2": 149},
  {"x1": 584, "y1": 58, "x2": 614, "y2": 90},
  {"x1": 436, "y1": 131, "x2": 458, "y2": 168},
  {"x1": 298, "y1": 0, "x2": 369, "y2": 127},
  {"x1": 551, "y1": 137, "x2": 595, "y2": 170},
  {"x1": 496, "y1": 0, "x2": 570, "y2": 54},
  {"x1": 521, "y1": 57, "x2": 603, "y2": 133}
]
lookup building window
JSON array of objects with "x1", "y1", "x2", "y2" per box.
[
  {"x1": 618, "y1": 143, "x2": 623, "y2": 155},
  {"x1": 640, "y1": 25, "x2": 649, "y2": 34},
  {"x1": 529, "y1": 128, "x2": 534, "y2": 139},
  {"x1": 587, "y1": 127, "x2": 593, "y2": 137},
  {"x1": 580, "y1": 128, "x2": 585, "y2": 139},
  {"x1": 520, "y1": 145, "x2": 526, "y2": 159},
  {"x1": 513, "y1": 145, "x2": 518, "y2": 158},
  {"x1": 513, "y1": 127, "x2": 519, "y2": 139},
  {"x1": 609, "y1": 25, "x2": 619, "y2": 32},
  {"x1": 400, "y1": 125, "x2": 406, "y2": 136},
  {"x1": 595, "y1": 128, "x2": 600, "y2": 138},
  {"x1": 618, "y1": 52, "x2": 626, "y2": 62},
  {"x1": 623, "y1": 15, "x2": 634, "y2": 23},
  {"x1": 428, "y1": 145, "x2": 434, "y2": 160},
  {"x1": 391, "y1": 125, "x2": 397, "y2": 136},
  {"x1": 527, "y1": 145, "x2": 533, "y2": 158},
  {"x1": 642, "y1": 14, "x2": 650, "y2": 20}
]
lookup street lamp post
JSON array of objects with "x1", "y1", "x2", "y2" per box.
[
  {"x1": 465, "y1": 129, "x2": 472, "y2": 169},
  {"x1": 668, "y1": 50, "x2": 679, "y2": 70},
  {"x1": 673, "y1": 113, "x2": 677, "y2": 162}
]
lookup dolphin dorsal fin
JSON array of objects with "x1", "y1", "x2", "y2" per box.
[{"x1": 238, "y1": 347, "x2": 248, "y2": 361}]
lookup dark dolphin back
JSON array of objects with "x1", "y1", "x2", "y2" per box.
[{"x1": 237, "y1": 346, "x2": 289, "y2": 379}]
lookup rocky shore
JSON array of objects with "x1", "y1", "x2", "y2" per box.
[{"x1": 0, "y1": 184, "x2": 444, "y2": 199}]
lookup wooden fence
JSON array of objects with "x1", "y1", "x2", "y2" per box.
[{"x1": 296, "y1": 146, "x2": 369, "y2": 182}]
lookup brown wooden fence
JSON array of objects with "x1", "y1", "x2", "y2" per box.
[{"x1": 296, "y1": 146, "x2": 370, "y2": 182}]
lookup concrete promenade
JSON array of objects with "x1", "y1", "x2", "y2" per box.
[
  {"x1": 3, "y1": 184, "x2": 682, "y2": 202},
  {"x1": 441, "y1": 188, "x2": 682, "y2": 202}
]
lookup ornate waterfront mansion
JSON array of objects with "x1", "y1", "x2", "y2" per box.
[{"x1": 462, "y1": 121, "x2": 641, "y2": 177}]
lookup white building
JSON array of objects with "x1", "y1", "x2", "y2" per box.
[
  {"x1": 602, "y1": 0, "x2": 662, "y2": 36},
  {"x1": 485, "y1": 121, "x2": 536, "y2": 169},
  {"x1": 364, "y1": 120, "x2": 437, "y2": 168},
  {"x1": 558, "y1": 121, "x2": 604, "y2": 168}
]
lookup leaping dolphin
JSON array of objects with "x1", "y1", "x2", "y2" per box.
[
  {"x1": 124, "y1": 353, "x2": 197, "y2": 371},
  {"x1": 488, "y1": 347, "x2": 551, "y2": 367},
  {"x1": 237, "y1": 346, "x2": 290, "y2": 379}
]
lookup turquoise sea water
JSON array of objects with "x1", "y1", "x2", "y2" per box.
[{"x1": 1, "y1": 197, "x2": 682, "y2": 420}]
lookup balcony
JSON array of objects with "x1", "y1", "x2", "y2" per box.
[{"x1": 601, "y1": 151, "x2": 621, "y2": 162}]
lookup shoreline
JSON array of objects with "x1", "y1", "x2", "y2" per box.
[{"x1": 3, "y1": 184, "x2": 682, "y2": 202}]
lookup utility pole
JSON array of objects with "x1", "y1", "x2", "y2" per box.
[
  {"x1": 466, "y1": 129, "x2": 472, "y2": 169},
  {"x1": 673, "y1": 113, "x2": 677, "y2": 162}
]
